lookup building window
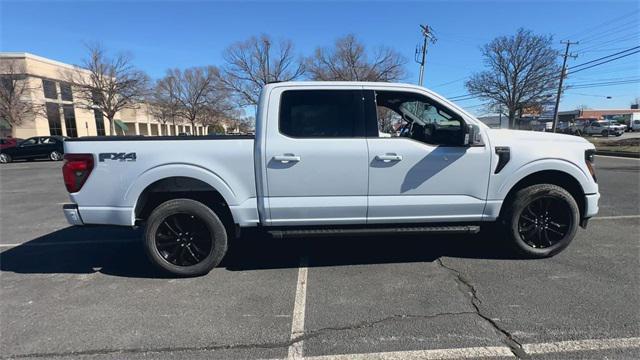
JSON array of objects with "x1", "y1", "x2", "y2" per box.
[
  {"x1": 43, "y1": 80, "x2": 58, "y2": 99},
  {"x1": 45, "y1": 102, "x2": 62, "y2": 136},
  {"x1": 94, "y1": 109, "x2": 106, "y2": 136},
  {"x1": 60, "y1": 83, "x2": 73, "y2": 102},
  {"x1": 63, "y1": 104, "x2": 78, "y2": 137}
]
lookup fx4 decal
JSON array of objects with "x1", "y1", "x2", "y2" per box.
[{"x1": 99, "y1": 152, "x2": 137, "y2": 162}]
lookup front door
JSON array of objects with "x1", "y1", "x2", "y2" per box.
[
  {"x1": 263, "y1": 87, "x2": 369, "y2": 226},
  {"x1": 365, "y1": 88, "x2": 492, "y2": 223}
]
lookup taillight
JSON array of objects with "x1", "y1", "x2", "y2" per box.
[
  {"x1": 585, "y1": 149, "x2": 597, "y2": 183},
  {"x1": 63, "y1": 154, "x2": 94, "y2": 193}
]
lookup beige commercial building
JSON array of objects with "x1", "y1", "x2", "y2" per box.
[{"x1": 0, "y1": 53, "x2": 207, "y2": 138}]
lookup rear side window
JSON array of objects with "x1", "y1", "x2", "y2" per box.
[{"x1": 279, "y1": 90, "x2": 364, "y2": 138}]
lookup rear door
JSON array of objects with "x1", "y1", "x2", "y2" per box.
[{"x1": 263, "y1": 86, "x2": 369, "y2": 226}]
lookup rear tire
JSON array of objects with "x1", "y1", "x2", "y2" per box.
[
  {"x1": 50, "y1": 151, "x2": 63, "y2": 161},
  {"x1": 144, "y1": 198, "x2": 228, "y2": 276},
  {"x1": 0, "y1": 153, "x2": 11, "y2": 164},
  {"x1": 503, "y1": 184, "x2": 579, "y2": 258}
]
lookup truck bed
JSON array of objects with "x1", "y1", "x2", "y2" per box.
[{"x1": 64, "y1": 135, "x2": 257, "y2": 227}]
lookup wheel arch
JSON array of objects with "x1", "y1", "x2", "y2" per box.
[
  {"x1": 498, "y1": 169, "x2": 586, "y2": 220},
  {"x1": 126, "y1": 164, "x2": 241, "y2": 228}
]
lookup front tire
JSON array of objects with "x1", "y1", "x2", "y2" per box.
[
  {"x1": 0, "y1": 153, "x2": 11, "y2": 164},
  {"x1": 144, "y1": 199, "x2": 228, "y2": 276},
  {"x1": 503, "y1": 184, "x2": 579, "y2": 258}
]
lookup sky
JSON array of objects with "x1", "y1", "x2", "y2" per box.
[{"x1": 1, "y1": 0, "x2": 639, "y2": 116}]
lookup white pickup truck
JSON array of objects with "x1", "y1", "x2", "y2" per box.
[{"x1": 62, "y1": 82, "x2": 600, "y2": 276}]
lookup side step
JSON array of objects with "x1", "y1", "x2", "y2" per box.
[{"x1": 268, "y1": 224, "x2": 480, "y2": 239}]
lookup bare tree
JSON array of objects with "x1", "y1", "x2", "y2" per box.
[
  {"x1": 465, "y1": 29, "x2": 560, "y2": 129},
  {"x1": 220, "y1": 34, "x2": 305, "y2": 106},
  {"x1": 64, "y1": 44, "x2": 149, "y2": 135},
  {"x1": 0, "y1": 59, "x2": 44, "y2": 135},
  {"x1": 163, "y1": 66, "x2": 233, "y2": 132},
  {"x1": 149, "y1": 77, "x2": 182, "y2": 134},
  {"x1": 576, "y1": 104, "x2": 591, "y2": 111},
  {"x1": 306, "y1": 34, "x2": 407, "y2": 82}
]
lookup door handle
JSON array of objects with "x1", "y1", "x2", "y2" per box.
[
  {"x1": 273, "y1": 154, "x2": 301, "y2": 163},
  {"x1": 376, "y1": 154, "x2": 402, "y2": 162}
]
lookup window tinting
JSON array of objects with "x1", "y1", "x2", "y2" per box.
[
  {"x1": 279, "y1": 90, "x2": 364, "y2": 138},
  {"x1": 60, "y1": 83, "x2": 73, "y2": 101},
  {"x1": 94, "y1": 109, "x2": 106, "y2": 136},
  {"x1": 63, "y1": 105, "x2": 78, "y2": 137},
  {"x1": 46, "y1": 103, "x2": 63, "y2": 136},
  {"x1": 43, "y1": 80, "x2": 58, "y2": 99}
]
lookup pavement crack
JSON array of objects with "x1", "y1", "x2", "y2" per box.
[
  {"x1": 436, "y1": 258, "x2": 528, "y2": 358},
  {"x1": 300, "y1": 311, "x2": 477, "y2": 338},
  {"x1": 4, "y1": 312, "x2": 478, "y2": 359}
]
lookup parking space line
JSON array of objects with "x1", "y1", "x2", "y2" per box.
[
  {"x1": 0, "y1": 239, "x2": 137, "y2": 248},
  {"x1": 523, "y1": 337, "x2": 640, "y2": 355},
  {"x1": 303, "y1": 346, "x2": 515, "y2": 359},
  {"x1": 288, "y1": 256, "x2": 309, "y2": 360},
  {"x1": 592, "y1": 215, "x2": 640, "y2": 220}
]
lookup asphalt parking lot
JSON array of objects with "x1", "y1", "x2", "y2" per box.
[{"x1": 1, "y1": 156, "x2": 639, "y2": 360}]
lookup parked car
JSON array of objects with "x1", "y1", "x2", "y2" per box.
[
  {"x1": 0, "y1": 138, "x2": 20, "y2": 150},
  {"x1": 61, "y1": 81, "x2": 600, "y2": 276},
  {"x1": 0, "y1": 136, "x2": 67, "y2": 163},
  {"x1": 582, "y1": 120, "x2": 623, "y2": 137},
  {"x1": 630, "y1": 119, "x2": 640, "y2": 132}
]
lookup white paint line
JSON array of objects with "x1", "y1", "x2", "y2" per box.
[
  {"x1": 523, "y1": 337, "x2": 640, "y2": 355},
  {"x1": 287, "y1": 256, "x2": 309, "y2": 360},
  {"x1": 591, "y1": 215, "x2": 640, "y2": 220},
  {"x1": 304, "y1": 346, "x2": 514, "y2": 360},
  {"x1": 595, "y1": 155, "x2": 640, "y2": 161},
  {"x1": 0, "y1": 239, "x2": 137, "y2": 248}
]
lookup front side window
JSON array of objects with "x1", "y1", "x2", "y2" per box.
[
  {"x1": 42, "y1": 80, "x2": 57, "y2": 99},
  {"x1": 374, "y1": 91, "x2": 464, "y2": 146},
  {"x1": 279, "y1": 90, "x2": 364, "y2": 138}
]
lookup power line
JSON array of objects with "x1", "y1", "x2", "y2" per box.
[
  {"x1": 569, "y1": 50, "x2": 640, "y2": 74},
  {"x1": 570, "y1": 46, "x2": 640, "y2": 69},
  {"x1": 575, "y1": 33, "x2": 640, "y2": 53},
  {"x1": 565, "y1": 9, "x2": 639, "y2": 41}
]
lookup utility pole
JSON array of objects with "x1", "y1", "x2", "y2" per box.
[
  {"x1": 551, "y1": 40, "x2": 578, "y2": 132},
  {"x1": 415, "y1": 24, "x2": 437, "y2": 86}
]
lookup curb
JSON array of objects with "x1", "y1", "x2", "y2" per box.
[{"x1": 596, "y1": 150, "x2": 640, "y2": 159}]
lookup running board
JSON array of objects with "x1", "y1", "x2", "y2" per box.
[{"x1": 268, "y1": 225, "x2": 480, "y2": 239}]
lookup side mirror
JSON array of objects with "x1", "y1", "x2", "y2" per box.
[{"x1": 464, "y1": 124, "x2": 482, "y2": 146}]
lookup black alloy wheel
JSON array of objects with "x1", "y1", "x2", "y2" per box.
[
  {"x1": 155, "y1": 213, "x2": 213, "y2": 267},
  {"x1": 504, "y1": 184, "x2": 579, "y2": 258},
  {"x1": 144, "y1": 198, "x2": 228, "y2": 276},
  {"x1": 517, "y1": 196, "x2": 572, "y2": 249}
]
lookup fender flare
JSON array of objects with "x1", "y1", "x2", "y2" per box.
[
  {"x1": 494, "y1": 158, "x2": 593, "y2": 200},
  {"x1": 124, "y1": 163, "x2": 239, "y2": 223}
]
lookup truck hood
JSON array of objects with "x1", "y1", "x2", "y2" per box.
[{"x1": 486, "y1": 129, "x2": 594, "y2": 148}]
